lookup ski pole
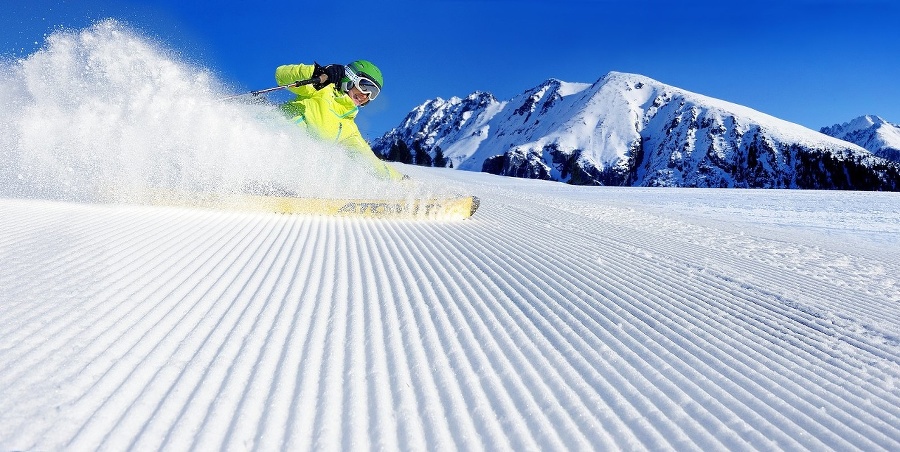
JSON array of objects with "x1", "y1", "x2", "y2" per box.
[{"x1": 219, "y1": 75, "x2": 325, "y2": 101}]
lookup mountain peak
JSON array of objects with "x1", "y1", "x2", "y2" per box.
[
  {"x1": 375, "y1": 72, "x2": 900, "y2": 190},
  {"x1": 821, "y1": 115, "x2": 900, "y2": 162},
  {"x1": 822, "y1": 115, "x2": 889, "y2": 135}
]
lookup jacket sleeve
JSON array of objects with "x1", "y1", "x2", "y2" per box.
[
  {"x1": 341, "y1": 134, "x2": 406, "y2": 181},
  {"x1": 275, "y1": 64, "x2": 317, "y2": 97}
]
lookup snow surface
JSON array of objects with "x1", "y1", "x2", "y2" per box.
[
  {"x1": 2, "y1": 166, "x2": 900, "y2": 451},
  {"x1": 2, "y1": 20, "x2": 900, "y2": 451}
]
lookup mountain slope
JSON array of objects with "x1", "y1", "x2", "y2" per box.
[
  {"x1": 374, "y1": 72, "x2": 900, "y2": 190},
  {"x1": 821, "y1": 115, "x2": 900, "y2": 162},
  {"x1": 2, "y1": 165, "x2": 900, "y2": 450}
]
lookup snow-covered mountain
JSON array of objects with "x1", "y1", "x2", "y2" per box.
[
  {"x1": 5, "y1": 22, "x2": 900, "y2": 450},
  {"x1": 821, "y1": 115, "x2": 900, "y2": 162},
  {"x1": 373, "y1": 72, "x2": 900, "y2": 190}
]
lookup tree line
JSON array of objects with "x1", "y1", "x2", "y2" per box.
[{"x1": 380, "y1": 139, "x2": 451, "y2": 168}]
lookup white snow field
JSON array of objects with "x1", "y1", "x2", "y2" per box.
[
  {"x1": 2, "y1": 165, "x2": 900, "y2": 451},
  {"x1": 3, "y1": 19, "x2": 900, "y2": 451}
]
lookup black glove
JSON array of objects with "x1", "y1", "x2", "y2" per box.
[{"x1": 312, "y1": 62, "x2": 345, "y2": 90}]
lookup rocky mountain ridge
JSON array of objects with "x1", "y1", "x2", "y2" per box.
[
  {"x1": 373, "y1": 72, "x2": 900, "y2": 190},
  {"x1": 821, "y1": 115, "x2": 900, "y2": 163}
]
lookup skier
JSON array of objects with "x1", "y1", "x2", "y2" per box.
[{"x1": 275, "y1": 60, "x2": 404, "y2": 181}]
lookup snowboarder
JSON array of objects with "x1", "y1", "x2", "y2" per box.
[{"x1": 275, "y1": 60, "x2": 404, "y2": 181}]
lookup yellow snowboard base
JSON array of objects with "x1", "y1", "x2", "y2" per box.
[{"x1": 150, "y1": 192, "x2": 480, "y2": 220}]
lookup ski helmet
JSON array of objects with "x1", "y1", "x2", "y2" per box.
[{"x1": 341, "y1": 60, "x2": 383, "y2": 102}]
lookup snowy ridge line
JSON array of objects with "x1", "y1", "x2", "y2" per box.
[
  {"x1": 360, "y1": 220, "x2": 436, "y2": 451},
  {"x1": 116, "y1": 212, "x2": 283, "y2": 450},
  {"x1": 0, "y1": 203, "x2": 125, "y2": 322},
  {"x1": 347, "y1": 221, "x2": 396, "y2": 450},
  {"x1": 0, "y1": 207, "x2": 208, "y2": 386},
  {"x1": 234, "y1": 218, "x2": 318, "y2": 451},
  {"x1": 2, "y1": 166, "x2": 900, "y2": 451},
  {"x1": 634, "y1": 217, "x2": 900, "y2": 327},
  {"x1": 374, "y1": 220, "x2": 534, "y2": 450},
  {"x1": 387, "y1": 220, "x2": 600, "y2": 450},
  {"x1": 447, "y1": 219, "x2": 717, "y2": 449},
  {"x1": 376, "y1": 72, "x2": 900, "y2": 190},
  {"x1": 494, "y1": 190, "x2": 900, "y2": 393},
  {"x1": 79, "y1": 212, "x2": 278, "y2": 448},
  {"x1": 611, "y1": 217, "x2": 900, "y2": 362},
  {"x1": 174, "y1": 214, "x2": 310, "y2": 451},
  {"x1": 442, "y1": 170, "x2": 896, "y2": 448},
  {"x1": 64, "y1": 211, "x2": 285, "y2": 449},
  {"x1": 472, "y1": 206, "x2": 819, "y2": 449},
  {"x1": 491, "y1": 219, "x2": 730, "y2": 448},
  {"x1": 465, "y1": 209, "x2": 689, "y2": 448},
  {"x1": 392, "y1": 220, "x2": 539, "y2": 449},
  {"x1": 244, "y1": 218, "x2": 322, "y2": 449},
  {"x1": 369, "y1": 220, "x2": 492, "y2": 450},
  {"x1": 520, "y1": 190, "x2": 900, "y2": 344},
  {"x1": 472, "y1": 186, "x2": 900, "y2": 444},
  {"x1": 208, "y1": 215, "x2": 308, "y2": 450},
  {"x1": 634, "y1": 211, "x2": 900, "y2": 351},
  {"x1": 532, "y1": 223, "x2": 888, "y2": 444},
  {"x1": 250, "y1": 218, "x2": 328, "y2": 451}
]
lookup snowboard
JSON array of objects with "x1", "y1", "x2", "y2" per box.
[{"x1": 148, "y1": 191, "x2": 480, "y2": 220}]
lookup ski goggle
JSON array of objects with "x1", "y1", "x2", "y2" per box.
[
  {"x1": 355, "y1": 77, "x2": 381, "y2": 101},
  {"x1": 346, "y1": 67, "x2": 381, "y2": 101}
]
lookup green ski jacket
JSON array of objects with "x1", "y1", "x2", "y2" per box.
[{"x1": 275, "y1": 64, "x2": 403, "y2": 181}]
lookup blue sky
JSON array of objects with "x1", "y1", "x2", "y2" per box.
[{"x1": 4, "y1": 0, "x2": 899, "y2": 140}]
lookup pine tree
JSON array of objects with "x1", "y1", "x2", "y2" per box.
[
  {"x1": 414, "y1": 141, "x2": 433, "y2": 167},
  {"x1": 388, "y1": 140, "x2": 413, "y2": 164},
  {"x1": 434, "y1": 146, "x2": 447, "y2": 168}
]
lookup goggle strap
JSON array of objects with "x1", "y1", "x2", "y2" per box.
[{"x1": 344, "y1": 66, "x2": 381, "y2": 100}]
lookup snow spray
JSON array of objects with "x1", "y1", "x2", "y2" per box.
[{"x1": 0, "y1": 20, "x2": 425, "y2": 205}]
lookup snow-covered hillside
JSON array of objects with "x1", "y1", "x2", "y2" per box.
[
  {"x1": 374, "y1": 73, "x2": 900, "y2": 190},
  {"x1": 3, "y1": 165, "x2": 900, "y2": 450},
  {"x1": 821, "y1": 115, "x2": 900, "y2": 162},
  {"x1": 3, "y1": 20, "x2": 900, "y2": 451}
]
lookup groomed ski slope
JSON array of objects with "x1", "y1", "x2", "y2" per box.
[{"x1": 2, "y1": 165, "x2": 900, "y2": 451}]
